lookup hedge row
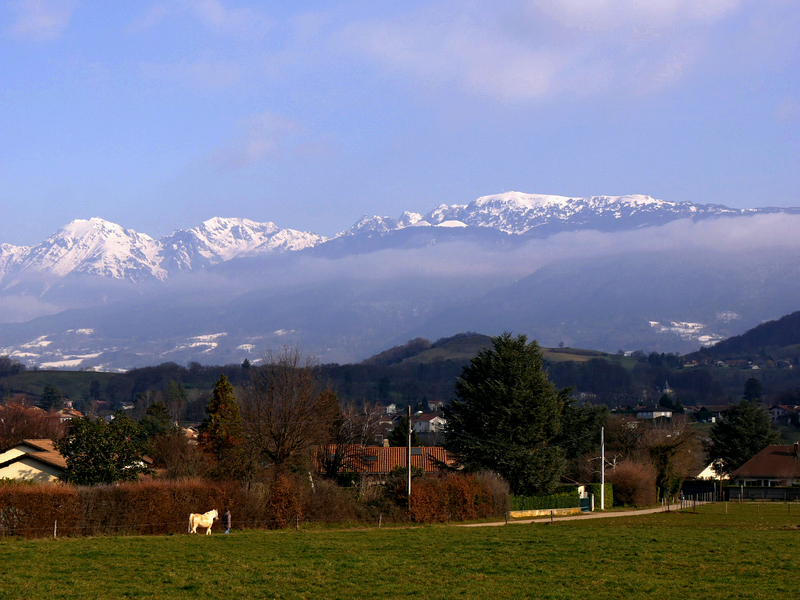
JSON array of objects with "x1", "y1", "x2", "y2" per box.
[
  {"x1": 510, "y1": 492, "x2": 580, "y2": 511},
  {"x1": 0, "y1": 471, "x2": 511, "y2": 538}
]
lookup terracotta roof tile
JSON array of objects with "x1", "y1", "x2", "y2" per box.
[
  {"x1": 731, "y1": 444, "x2": 800, "y2": 478},
  {"x1": 316, "y1": 445, "x2": 453, "y2": 475}
]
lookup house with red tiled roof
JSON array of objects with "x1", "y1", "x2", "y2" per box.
[
  {"x1": 0, "y1": 439, "x2": 67, "y2": 483},
  {"x1": 315, "y1": 445, "x2": 453, "y2": 483},
  {"x1": 730, "y1": 443, "x2": 800, "y2": 487}
]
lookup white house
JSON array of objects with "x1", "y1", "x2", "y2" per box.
[
  {"x1": 0, "y1": 439, "x2": 66, "y2": 483},
  {"x1": 636, "y1": 406, "x2": 673, "y2": 420},
  {"x1": 412, "y1": 414, "x2": 447, "y2": 434}
]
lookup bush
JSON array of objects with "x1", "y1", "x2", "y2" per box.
[
  {"x1": 608, "y1": 461, "x2": 656, "y2": 507},
  {"x1": 267, "y1": 474, "x2": 302, "y2": 529},
  {"x1": 408, "y1": 473, "x2": 507, "y2": 523},
  {"x1": 474, "y1": 471, "x2": 510, "y2": 516},
  {"x1": 585, "y1": 483, "x2": 613, "y2": 510}
]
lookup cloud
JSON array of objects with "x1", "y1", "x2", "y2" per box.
[
  {"x1": 130, "y1": 0, "x2": 271, "y2": 39},
  {"x1": 529, "y1": 0, "x2": 745, "y2": 31},
  {"x1": 139, "y1": 59, "x2": 241, "y2": 89},
  {"x1": 7, "y1": 0, "x2": 78, "y2": 41},
  {"x1": 340, "y1": 0, "x2": 753, "y2": 102},
  {"x1": 212, "y1": 111, "x2": 302, "y2": 168}
]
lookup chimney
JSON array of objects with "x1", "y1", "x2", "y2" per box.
[
  {"x1": 794, "y1": 442, "x2": 799, "y2": 458},
  {"x1": 382, "y1": 438, "x2": 389, "y2": 448}
]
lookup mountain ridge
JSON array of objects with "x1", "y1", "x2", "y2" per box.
[{"x1": 3, "y1": 192, "x2": 799, "y2": 284}]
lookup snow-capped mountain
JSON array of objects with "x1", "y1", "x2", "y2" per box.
[
  {"x1": 6, "y1": 218, "x2": 165, "y2": 282},
  {"x1": 342, "y1": 192, "x2": 755, "y2": 238},
  {"x1": 159, "y1": 217, "x2": 325, "y2": 272},
  {"x1": 0, "y1": 217, "x2": 325, "y2": 284},
  {"x1": 2, "y1": 192, "x2": 797, "y2": 285}
]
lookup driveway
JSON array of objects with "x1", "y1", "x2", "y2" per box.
[{"x1": 459, "y1": 504, "x2": 685, "y2": 527}]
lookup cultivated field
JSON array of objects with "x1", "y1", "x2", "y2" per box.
[{"x1": 0, "y1": 503, "x2": 796, "y2": 599}]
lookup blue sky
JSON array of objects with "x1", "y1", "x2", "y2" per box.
[{"x1": 1, "y1": 0, "x2": 798, "y2": 246}]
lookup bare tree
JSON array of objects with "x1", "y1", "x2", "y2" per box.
[
  {"x1": 240, "y1": 347, "x2": 340, "y2": 471},
  {"x1": 0, "y1": 401, "x2": 65, "y2": 450},
  {"x1": 317, "y1": 400, "x2": 383, "y2": 480}
]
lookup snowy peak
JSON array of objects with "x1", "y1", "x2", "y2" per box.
[
  {"x1": 3, "y1": 191, "x2": 797, "y2": 285},
  {"x1": 345, "y1": 215, "x2": 401, "y2": 236},
  {"x1": 160, "y1": 217, "x2": 324, "y2": 271},
  {"x1": 18, "y1": 218, "x2": 164, "y2": 281}
]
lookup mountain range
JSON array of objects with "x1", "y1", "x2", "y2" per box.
[
  {"x1": 2, "y1": 192, "x2": 791, "y2": 284},
  {"x1": 2, "y1": 191, "x2": 800, "y2": 371}
]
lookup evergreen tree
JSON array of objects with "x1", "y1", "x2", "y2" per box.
[
  {"x1": 444, "y1": 333, "x2": 569, "y2": 495},
  {"x1": 659, "y1": 394, "x2": 675, "y2": 410},
  {"x1": 387, "y1": 416, "x2": 420, "y2": 447},
  {"x1": 139, "y1": 401, "x2": 175, "y2": 440},
  {"x1": 165, "y1": 380, "x2": 188, "y2": 421},
  {"x1": 743, "y1": 378, "x2": 763, "y2": 402},
  {"x1": 198, "y1": 375, "x2": 243, "y2": 460},
  {"x1": 40, "y1": 383, "x2": 63, "y2": 411},
  {"x1": 706, "y1": 400, "x2": 780, "y2": 474}
]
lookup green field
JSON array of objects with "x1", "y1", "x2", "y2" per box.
[
  {"x1": 1, "y1": 370, "x2": 115, "y2": 400},
  {"x1": 1, "y1": 503, "x2": 798, "y2": 599}
]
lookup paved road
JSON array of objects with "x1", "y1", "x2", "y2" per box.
[{"x1": 459, "y1": 503, "x2": 686, "y2": 527}]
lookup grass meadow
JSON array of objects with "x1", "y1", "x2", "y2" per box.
[{"x1": 1, "y1": 502, "x2": 798, "y2": 599}]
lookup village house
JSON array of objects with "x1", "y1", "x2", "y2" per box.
[
  {"x1": 636, "y1": 405, "x2": 673, "y2": 420},
  {"x1": 412, "y1": 414, "x2": 447, "y2": 434},
  {"x1": 730, "y1": 443, "x2": 800, "y2": 487},
  {"x1": 768, "y1": 405, "x2": 798, "y2": 424},
  {"x1": 427, "y1": 399, "x2": 445, "y2": 412},
  {"x1": 0, "y1": 439, "x2": 66, "y2": 483}
]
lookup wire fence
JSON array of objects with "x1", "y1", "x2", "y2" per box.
[{"x1": 0, "y1": 511, "x2": 472, "y2": 539}]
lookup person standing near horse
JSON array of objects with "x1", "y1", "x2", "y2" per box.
[{"x1": 222, "y1": 508, "x2": 232, "y2": 534}]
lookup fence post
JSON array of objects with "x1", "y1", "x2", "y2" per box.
[
  {"x1": 296, "y1": 515, "x2": 299, "y2": 531},
  {"x1": 379, "y1": 513, "x2": 382, "y2": 528},
  {"x1": 505, "y1": 511, "x2": 509, "y2": 525},
  {"x1": 550, "y1": 510, "x2": 553, "y2": 523},
  {"x1": 53, "y1": 520, "x2": 57, "y2": 539}
]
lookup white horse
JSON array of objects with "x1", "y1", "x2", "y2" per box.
[{"x1": 188, "y1": 509, "x2": 218, "y2": 534}]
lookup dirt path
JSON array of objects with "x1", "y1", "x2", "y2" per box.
[{"x1": 459, "y1": 503, "x2": 685, "y2": 527}]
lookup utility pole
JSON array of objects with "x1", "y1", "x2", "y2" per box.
[
  {"x1": 407, "y1": 406, "x2": 423, "y2": 502},
  {"x1": 407, "y1": 404, "x2": 412, "y2": 499},
  {"x1": 600, "y1": 426, "x2": 605, "y2": 511}
]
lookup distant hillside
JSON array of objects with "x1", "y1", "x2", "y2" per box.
[
  {"x1": 692, "y1": 310, "x2": 800, "y2": 360},
  {"x1": 360, "y1": 333, "x2": 624, "y2": 367},
  {"x1": 360, "y1": 333, "x2": 493, "y2": 367}
]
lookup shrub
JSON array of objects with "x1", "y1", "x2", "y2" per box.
[
  {"x1": 267, "y1": 474, "x2": 301, "y2": 529},
  {"x1": 408, "y1": 473, "x2": 503, "y2": 523},
  {"x1": 474, "y1": 471, "x2": 511, "y2": 516},
  {"x1": 608, "y1": 461, "x2": 656, "y2": 507},
  {"x1": 585, "y1": 483, "x2": 613, "y2": 510}
]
